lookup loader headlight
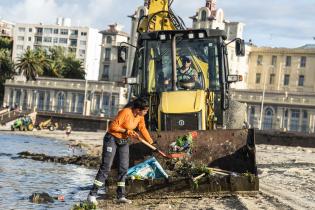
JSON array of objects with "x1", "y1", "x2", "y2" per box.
[
  {"x1": 159, "y1": 34, "x2": 166, "y2": 41},
  {"x1": 198, "y1": 32, "x2": 205, "y2": 38},
  {"x1": 188, "y1": 33, "x2": 194, "y2": 39}
]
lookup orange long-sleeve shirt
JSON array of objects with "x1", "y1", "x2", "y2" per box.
[{"x1": 108, "y1": 108, "x2": 153, "y2": 144}]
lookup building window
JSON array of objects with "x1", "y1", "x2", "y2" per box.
[
  {"x1": 79, "y1": 49, "x2": 85, "y2": 55},
  {"x1": 35, "y1": 36, "x2": 42, "y2": 43},
  {"x1": 284, "y1": 74, "x2": 290, "y2": 86},
  {"x1": 60, "y1": 29, "x2": 68, "y2": 35},
  {"x1": 122, "y1": 66, "x2": 127, "y2": 76},
  {"x1": 17, "y1": 36, "x2": 25, "y2": 41},
  {"x1": 29, "y1": 28, "x2": 32, "y2": 32},
  {"x1": 201, "y1": 10, "x2": 207, "y2": 21},
  {"x1": 285, "y1": 56, "x2": 291, "y2": 67},
  {"x1": 104, "y1": 48, "x2": 111, "y2": 61},
  {"x1": 255, "y1": 73, "x2": 261, "y2": 84},
  {"x1": 269, "y1": 74, "x2": 275, "y2": 85},
  {"x1": 45, "y1": 92, "x2": 50, "y2": 111},
  {"x1": 300, "y1": 56, "x2": 306, "y2": 68},
  {"x1": 70, "y1": 30, "x2": 78, "y2": 35},
  {"x1": 44, "y1": 28, "x2": 52, "y2": 34},
  {"x1": 290, "y1": 109, "x2": 300, "y2": 131},
  {"x1": 77, "y1": 94, "x2": 84, "y2": 114},
  {"x1": 257, "y1": 55, "x2": 263, "y2": 65},
  {"x1": 101, "y1": 95, "x2": 110, "y2": 115},
  {"x1": 53, "y1": 37, "x2": 58, "y2": 43},
  {"x1": 43, "y1": 37, "x2": 52, "y2": 43},
  {"x1": 106, "y1": 36, "x2": 112, "y2": 44},
  {"x1": 36, "y1": 28, "x2": 43, "y2": 34},
  {"x1": 56, "y1": 92, "x2": 65, "y2": 113},
  {"x1": 70, "y1": 39, "x2": 77, "y2": 47},
  {"x1": 28, "y1": 37, "x2": 32, "y2": 41},
  {"x1": 59, "y1": 38, "x2": 68, "y2": 44},
  {"x1": 80, "y1": 40, "x2": 86, "y2": 45},
  {"x1": 53, "y1": 29, "x2": 59, "y2": 34},
  {"x1": 249, "y1": 106, "x2": 256, "y2": 128},
  {"x1": 263, "y1": 108, "x2": 273, "y2": 130},
  {"x1": 102, "y1": 65, "x2": 110, "y2": 79},
  {"x1": 298, "y1": 75, "x2": 304, "y2": 86},
  {"x1": 81, "y1": 32, "x2": 87, "y2": 36},
  {"x1": 18, "y1": 27, "x2": 25, "y2": 33},
  {"x1": 37, "y1": 91, "x2": 45, "y2": 111},
  {"x1": 271, "y1": 55, "x2": 277, "y2": 66},
  {"x1": 301, "y1": 110, "x2": 308, "y2": 132}
]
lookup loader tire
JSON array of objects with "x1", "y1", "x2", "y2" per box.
[{"x1": 28, "y1": 124, "x2": 34, "y2": 131}]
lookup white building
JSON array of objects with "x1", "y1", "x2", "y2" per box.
[
  {"x1": 3, "y1": 76, "x2": 128, "y2": 117},
  {"x1": 12, "y1": 18, "x2": 102, "y2": 80},
  {"x1": 191, "y1": 0, "x2": 248, "y2": 89},
  {"x1": 0, "y1": 19, "x2": 15, "y2": 38},
  {"x1": 99, "y1": 24, "x2": 129, "y2": 82}
]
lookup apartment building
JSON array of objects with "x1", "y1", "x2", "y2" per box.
[
  {"x1": 99, "y1": 24, "x2": 129, "y2": 82},
  {"x1": 12, "y1": 18, "x2": 102, "y2": 80},
  {"x1": 0, "y1": 19, "x2": 15, "y2": 38},
  {"x1": 232, "y1": 45, "x2": 315, "y2": 133}
]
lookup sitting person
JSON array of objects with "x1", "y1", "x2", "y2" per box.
[
  {"x1": 177, "y1": 56, "x2": 198, "y2": 89},
  {"x1": 162, "y1": 56, "x2": 200, "y2": 90}
]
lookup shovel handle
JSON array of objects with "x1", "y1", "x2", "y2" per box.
[
  {"x1": 137, "y1": 136, "x2": 158, "y2": 151},
  {"x1": 137, "y1": 136, "x2": 169, "y2": 158}
]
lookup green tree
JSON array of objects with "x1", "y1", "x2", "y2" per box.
[
  {"x1": 16, "y1": 49, "x2": 43, "y2": 81},
  {"x1": 0, "y1": 49, "x2": 15, "y2": 103},
  {"x1": 61, "y1": 55, "x2": 85, "y2": 79},
  {"x1": 0, "y1": 37, "x2": 13, "y2": 50},
  {"x1": 43, "y1": 47, "x2": 65, "y2": 77}
]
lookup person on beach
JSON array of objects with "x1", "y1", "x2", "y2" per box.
[
  {"x1": 87, "y1": 97, "x2": 154, "y2": 204},
  {"x1": 65, "y1": 123, "x2": 72, "y2": 137}
]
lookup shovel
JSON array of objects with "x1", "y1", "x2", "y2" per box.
[{"x1": 137, "y1": 136, "x2": 185, "y2": 159}]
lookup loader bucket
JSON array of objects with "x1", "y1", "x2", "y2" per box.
[
  {"x1": 130, "y1": 129, "x2": 257, "y2": 175},
  {"x1": 123, "y1": 128, "x2": 259, "y2": 196}
]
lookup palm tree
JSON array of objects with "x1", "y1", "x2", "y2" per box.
[
  {"x1": 16, "y1": 49, "x2": 43, "y2": 81},
  {"x1": 45, "y1": 60, "x2": 63, "y2": 77},
  {"x1": 61, "y1": 55, "x2": 85, "y2": 79}
]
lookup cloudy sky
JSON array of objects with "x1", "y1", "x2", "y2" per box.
[{"x1": 0, "y1": 0, "x2": 314, "y2": 48}]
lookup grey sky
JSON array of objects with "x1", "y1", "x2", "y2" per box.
[{"x1": 0, "y1": 0, "x2": 314, "y2": 48}]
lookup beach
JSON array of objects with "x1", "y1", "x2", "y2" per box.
[{"x1": 3, "y1": 129, "x2": 315, "y2": 209}]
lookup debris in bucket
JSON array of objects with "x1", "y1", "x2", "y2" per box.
[
  {"x1": 127, "y1": 157, "x2": 168, "y2": 180},
  {"x1": 169, "y1": 131, "x2": 198, "y2": 155}
]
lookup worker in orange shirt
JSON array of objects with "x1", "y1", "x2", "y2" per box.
[{"x1": 87, "y1": 97, "x2": 153, "y2": 204}]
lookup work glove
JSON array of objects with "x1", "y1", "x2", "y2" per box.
[{"x1": 126, "y1": 130, "x2": 139, "y2": 138}]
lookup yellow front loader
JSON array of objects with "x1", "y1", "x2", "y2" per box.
[{"x1": 117, "y1": 0, "x2": 257, "y2": 193}]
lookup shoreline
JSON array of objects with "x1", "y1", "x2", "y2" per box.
[{"x1": 0, "y1": 129, "x2": 105, "y2": 157}]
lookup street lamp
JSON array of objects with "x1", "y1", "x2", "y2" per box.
[{"x1": 259, "y1": 65, "x2": 268, "y2": 130}]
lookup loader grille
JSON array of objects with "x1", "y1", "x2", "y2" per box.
[{"x1": 161, "y1": 111, "x2": 202, "y2": 131}]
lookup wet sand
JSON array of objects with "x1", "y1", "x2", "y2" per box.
[{"x1": 2, "y1": 128, "x2": 315, "y2": 209}]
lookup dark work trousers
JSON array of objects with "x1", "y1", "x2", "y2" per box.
[{"x1": 89, "y1": 133, "x2": 129, "y2": 198}]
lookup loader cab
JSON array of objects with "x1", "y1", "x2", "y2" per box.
[
  {"x1": 120, "y1": 29, "x2": 244, "y2": 130},
  {"x1": 128, "y1": 29, "x2": 231, "y2": 94}
]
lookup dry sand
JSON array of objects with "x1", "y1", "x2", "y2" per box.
[{"x1": 2, "y1": 129, "x2": 315, "y2": 210}]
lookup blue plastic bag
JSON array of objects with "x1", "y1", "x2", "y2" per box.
[{"x1": 127, "y1": 157, "x2": 168, "y2": 179}]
